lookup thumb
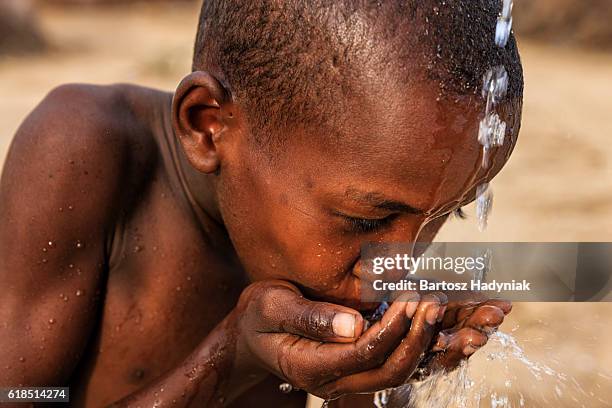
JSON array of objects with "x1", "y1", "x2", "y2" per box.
[{"x1": 260, "y1": 283, "x2": 364, "y2": 343}]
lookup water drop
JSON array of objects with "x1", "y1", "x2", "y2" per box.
[
  {"x1": 48, "y1": 318, "x2": 56, "y2": 325},
  {"x1": 76, "y1": 290, "x2": 83, "y2": 297},
  {"x1": 75, "y1": 240, "x2": 84, "y2": 249},
  {"x1": 374, "y1": 389, "x2": 392, "y2": 408},
  {"x1": 18, "y1": 356, "x2": 25, "y2": 363},
  {"x1": 278, "y1": 383, "x2": 293, "y2": 393}
]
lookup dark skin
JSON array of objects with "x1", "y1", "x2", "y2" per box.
[{"x1": 0, "y1": 68, "x2": 516, "y2": 406}]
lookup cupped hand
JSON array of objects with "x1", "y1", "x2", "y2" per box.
[
  {"x1": 415, "y1": 296, "x2": 512, "y2": 378},
  {"x1": 231, "y1": 280, "x2": 448, "y2": 400}
]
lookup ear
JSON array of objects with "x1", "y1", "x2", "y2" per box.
[{"x1": 172, "y1": 71, "x2": 233, "y2": 174}]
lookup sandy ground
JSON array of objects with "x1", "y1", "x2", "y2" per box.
[{"x1": 0, "y1": 3, "x2": 611, "y2": 407}]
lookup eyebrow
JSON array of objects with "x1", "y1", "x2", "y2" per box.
[{"x1": 345, "y1": 188, "x2": 424, "y2": 215}]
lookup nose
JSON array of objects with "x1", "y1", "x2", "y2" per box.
[{"x1": 352, "y1": 216, "x2": 446, "y2": 284}]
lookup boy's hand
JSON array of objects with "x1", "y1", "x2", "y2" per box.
[
  {"x1": 416, "y1": 297, "x2": 512, "y2": 377},
  {"x1": 231, "y1": 280, "x2": 445, "y2": 399}
]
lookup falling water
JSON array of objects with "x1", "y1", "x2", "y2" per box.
[
  {"x1": 399, "y1": 330, "x2": 600, "y2": 408},
  {"x1": 475, "y1": 0, "x2": 514, "y2": 232}
]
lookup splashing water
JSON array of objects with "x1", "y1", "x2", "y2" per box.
[{"x1": 389, "y1": 331, "x2": 595, "y2": 408}]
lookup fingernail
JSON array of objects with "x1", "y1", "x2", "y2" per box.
[
  {"x1": 333, "y1": 313, "x2": 356, "y2": 338},
  {"x1": 426, "y1": 304, "x2": 440, "y2": 325},
  {"x1": 432, "y1": 333, "x2": 449, "y2": 352},
  {"x1": 437, "y1": 305, "x2": 447, "y2": 322},
  {"x1": 462, "y1": 344, "x2": 479, "y2": 356},
  {"x1": 405, "y1": 301, "x2": 419, "y2": 318}
]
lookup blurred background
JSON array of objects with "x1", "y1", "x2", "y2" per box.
[{"x1": 1, "y1": 0, "x2": 611, "y2": 406}]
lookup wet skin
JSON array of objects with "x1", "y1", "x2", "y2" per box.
[{"x1": 0, "y1": 70, "x2": 518, "y2": 407}]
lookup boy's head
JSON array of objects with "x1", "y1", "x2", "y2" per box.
[{"x1": 172, "y1": 0, "x2": 523, "y2": 308}]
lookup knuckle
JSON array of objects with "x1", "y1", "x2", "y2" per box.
[
  {"x1": 256, "y1": 289, "x2": 280, "y2": 320},
  {"x1": 355, "y1": 344, "x2": 385, "y2": 366},
  {"x1": 300, "y1": 304, "x2": 333, "y2": 337}
]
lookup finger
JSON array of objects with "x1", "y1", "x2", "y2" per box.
[
  {"x1": 260, "y1": 292, "x2": 421, "y2": 385},
  {"x1": 440, "y1": 301, "x2": 480, "y2": 329},
  {"x1": 463, "y1": 305, "x2": 505, "y2": 334},
  {"x1": 483, "y1": 299, "x2": 512, "y2": 315},
  {"x1": 440, "y1": 298, "x2": 511, "y2": 329},
  {"x1": 324, "y1": 292, "x2": 421, "y2": 375},
  {"x1": 254, "y1": 282, "x2": 364, "y2": 343},
  {"x1": 317, "y1": 294, "x2": 442, "y2": 397},
  {"x1": 426, "y1": 327, "x2": 488, "y2": 373}
]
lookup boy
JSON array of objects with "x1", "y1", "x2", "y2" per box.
[{"x1": 0, "y1": 0, "x2": 521, "y2": 406}]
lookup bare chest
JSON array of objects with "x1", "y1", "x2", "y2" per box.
[{"x1": 71, "y1": 188, "x2": 244, "y2": 406}]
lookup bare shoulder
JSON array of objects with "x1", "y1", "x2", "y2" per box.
[
  {"x1": 11, "y1": 82, "x2": 170, "y2": 164},
  {"x1": 1, "y1": 83, "x2": 172, "y2": 239},
  {"x1": 3, "y1": 83, "x2": 171, "y2": 197}
]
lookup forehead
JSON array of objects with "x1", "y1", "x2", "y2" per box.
[{"x1": 300, "y1": 82, "x2": 514, "y2": 214}]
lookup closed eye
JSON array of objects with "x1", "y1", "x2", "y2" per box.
[{"x1": 340, "y1": 214, "x2": 395, "y2": 233}]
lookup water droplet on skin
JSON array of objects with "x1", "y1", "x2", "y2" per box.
[
  {"x1": 48, "y1": 318, "x2": 56, "y2": 325},
  {"x1": 176, "y1": 286, "x2": 182, "y2": 292},
  {"x1": 59, "y1": 207, "x2": 64, "y2": 212},
  {"x1": 42, "y1": 248, "x2": 48, "y2": 252},
  {"x1": 18, "y1": 356, "x2": 25, "y2": 363},
  {"x1": 68, "y1": 205, "x2": 74, "y2": 211},
  {"x1": 75, "y1": 240, "x2": 84, "y2": 249},
  {"x1": 76, "y1": 290, "x2": 83, "y2": 297},
  {"x1": 48, "y1": 241, "x2": 55, "y2": 247},
  {"x1": 41, "y1": 258, "x2": 48, "y2": 263},
  {"x1": 279, "y1": 383, "x2": 293, "y2": 393},
  {"x1": 133, "y1": 245, "x2": 143, "y2": 253}
]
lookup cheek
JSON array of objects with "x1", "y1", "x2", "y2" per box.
[{"x1": 217, "y1": 162, "x2": 359, "y2": 287}]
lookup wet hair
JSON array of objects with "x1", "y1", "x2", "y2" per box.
[{"x1": 193, "y1": 0, "x2": 523, "y2": 144}]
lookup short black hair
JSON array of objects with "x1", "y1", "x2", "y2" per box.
[{"x1": 193, "y1": 0, "x2": 523, "y2": 144}]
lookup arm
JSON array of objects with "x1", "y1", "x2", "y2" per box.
[{"x1": 0, "y1": 84, "x2": 127, "y2": 388}]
